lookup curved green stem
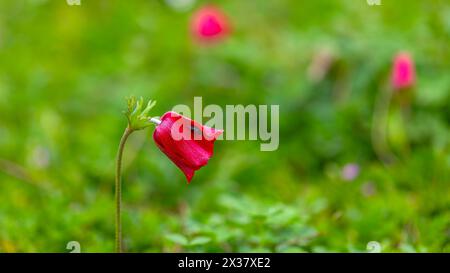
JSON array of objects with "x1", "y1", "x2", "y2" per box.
[{"x1": 115, "y1": 126, "x2": 133, "y2": 253}]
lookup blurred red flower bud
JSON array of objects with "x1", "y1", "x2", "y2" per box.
[
  {"x1": 190, "y1": 5, "x2": 230, "y2": 43},
  {"x1": 391, "y1": 52, "x2": 416, "y2": 90},
  {"x1": 153, "y1": 111, "x2": 223, "y2": 182}
]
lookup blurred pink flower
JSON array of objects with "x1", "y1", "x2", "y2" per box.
[
  {"x1": 190, "y1": 5, "x2": 230, "y2": 43},
  {"x1": 341, "y1": 163, "x2": 360, "y2": 181},
  {"x1": 391, "y1": 52, "x2": 416, "y2": 90}
]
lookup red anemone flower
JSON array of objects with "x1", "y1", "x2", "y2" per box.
[
  {"x1": 153, "y1": 112, "x2": 223, "y2": 183},
  {"x1": 391, "y1": 52, "x2": 416, "y2": 91},
  {"x1": 190, "y1": 5, "x2": 231, "y2": 43}
]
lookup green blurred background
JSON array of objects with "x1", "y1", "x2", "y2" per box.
[{"x1": 0, "y1": 0, "x2": 449, "y2": 252}]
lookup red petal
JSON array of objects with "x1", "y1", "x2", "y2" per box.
[{"x1": 153, "y1": 112, "x2": 223, "y2": 183}]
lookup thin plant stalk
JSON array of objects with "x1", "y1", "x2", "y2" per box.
[
  {"x1": 372, "y1": 85, "x2": 397, "y2": 165},
  {"x1": 115, "y1": 126, "x2": 133, "y2": 253}
]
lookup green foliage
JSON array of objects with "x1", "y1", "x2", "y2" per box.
[{"x1": 0, "y1": 0, "x2": 449, "y2": 252}]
